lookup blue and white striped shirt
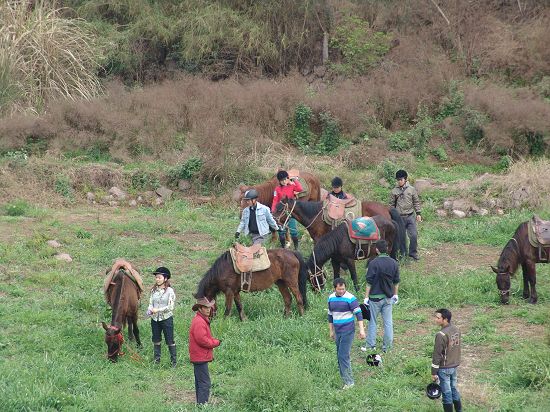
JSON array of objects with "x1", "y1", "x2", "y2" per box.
[{"x1": 328, "y1": 291, "x2": 363, "y2": 333}]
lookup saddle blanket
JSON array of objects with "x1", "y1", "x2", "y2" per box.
[
  {"x1": 347, "y1": 217, "x2": 380, "y2": 242},
  {"x1": 230, "y1": 244, "x2": 271, "y2": 274},
  {"x1": 103, "y1": 259, "x2": 144, "y2": 305}
]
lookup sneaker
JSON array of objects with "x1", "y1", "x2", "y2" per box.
[
  {"x1": 360, "y1": 346, "x2": 367, "y2": 352},
  {"x1": 361, "y1": 346, "x2": 376, "y2": 352},
  {"x1": 342, "y1": 383, "x2": 355, "y2": 390}
]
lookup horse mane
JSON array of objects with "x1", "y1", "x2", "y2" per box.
[
  {"x1": 111, "y1": 271, "x2": 127, "y2": 327},
  {"x1": 307, "y1": 224, "x2": 347, "y2": 268},
  {"x1": 195, "y1": 251, "x2": 231, "y2": 298},
  {"x1": 497, "y1": 237, "x2": 521, "y2": 275},
  {"x1": 294, "y1": 199, "x2": 323, "y2": 216}
]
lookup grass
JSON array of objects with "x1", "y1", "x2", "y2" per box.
[{"x1": 1, "y1": 165, "x2": 549, "y2": 411}]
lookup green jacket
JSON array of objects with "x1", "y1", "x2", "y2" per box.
[{"x1": 389, "y1": 182, "x2": 421, "y2": 216}]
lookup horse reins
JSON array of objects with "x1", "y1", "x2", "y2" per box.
[
  {"x1": 105, "y1": 326, "x2": 125, "y2": 358},
  {"x1": 497, "y1": 237, "x2": 521, "y2": 296}
]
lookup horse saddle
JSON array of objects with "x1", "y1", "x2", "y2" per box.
[
  {"x1": 230, "y1": 243, "x2": 271, "y2": 274},
  {"x1": 346, "y1": 217, "x2": 380, "y2": 244},
  {"x1": 324, "y1": 194, "x2": 360, "y2": 224},
  {"x1": 288, "y1": 169, "x2": 309, "y2": 199},
  {"x1": 530, "y1": 216, "x2": 550, "y2": 246},
  {"x1": 103, "y1": 259, "x2": 144, "y2": 305}
]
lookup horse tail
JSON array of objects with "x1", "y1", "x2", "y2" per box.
[
  {"x1": 389, "y1": 208, "x2": 406, "y2": 259},
  {"x1": 292, "y1": 250, "x2": 309, "y2": 309}
]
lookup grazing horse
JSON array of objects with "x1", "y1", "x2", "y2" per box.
[
  {"x1": 491, "y1": 221, "x2": 542, "y2": 304},
  {"x1": 273, "y1": 198, "x2": 405, "y2": 292},
  {"x1": 102, "y1": 268, "x2": 141, "y2": 362},
  {"x1": 195, "y1": 248, "x2": 308, "y2": 320},
  {"x1": 305, "y1": 216, "x2": 396, "y2": 292}
]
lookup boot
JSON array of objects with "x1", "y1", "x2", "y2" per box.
[
  {"x1": 292, "y1": 236, "x2": 299, "y2": 250},
  {"x1": 453, "y1": 400, "x2": 462, "y2": 412},
  {"x1": 278, "y1": 232, "x2": 286, "y2": 248},
  {"x1": 443, "y1": 404, "x2": 453, "y2": 412},
  {"x1": 168, "y1": 345, "x2": 177, "y2": 367},
  {"x1": 153, "y1": 344, "x2": 161, "y2": 364}
]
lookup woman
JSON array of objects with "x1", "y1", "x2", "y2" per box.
[
  {"x1": 271, "y1": 170, "x2": 303, "y2": 249},
  {"x1": 189, "y1": 297, "x2": 221, "y2": 405},
  {"x1": 147, "y1": 266, "x2": 176, "y2": 367}
]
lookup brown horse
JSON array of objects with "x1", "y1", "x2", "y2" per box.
[
  {"x1": 305, "y1": 216, "x2": 396, "y2": 292},
  {"x1": 195, "y1": 248, "x2": 308, "y2": 320},
  {"x1": 102, "y1": 269, "x2": 141, "y2": 362},
  {"x1": 491, "y1": 221, "x2": 541, "y2": 304},
  {"x1": 273, "y1": 198, "x2": 406, "y2": 291}
]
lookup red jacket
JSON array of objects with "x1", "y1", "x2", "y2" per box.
[
  {"x1": 189, "y1": 312, "x2": 220, "y2": 363},
  {"x1": 271, "y1": 180, "x2": 303, "y2": 211}
]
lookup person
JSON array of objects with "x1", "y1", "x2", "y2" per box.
[
  {"x1": 329, "y1": 176, "x2": 349, "y2": 199},
  {"x1": 361, "y1": 239, "x2": 400, "y2": 353},
  {"x1": 328, "y1": 277, "x2": 365, "y2": 389},
  {"x1": 236, "y1": 188, "x2": 280, "y2": 245},
  {"x1": 271, "y1": 170, "x2": 303, "y2": 249},
  {"x1": 432, "y1": 309, "x2": 462, "y2": 412},
  {"x1": 147, "y1": 267, "x2": 177, "y2": 367},
  {"x1": 189, "y1": 297, "x2": 221, "y2": 406},
  {"x1": 389, "y1": 169, "x2": 422, "y2": 260}
]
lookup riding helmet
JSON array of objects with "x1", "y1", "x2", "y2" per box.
[
  {"x1": 276, "y1": 170, "x2": 289, "y2": 181},
  {"x1": 243, "y1": 189, "x2": 259, "y2": 200},
  {"x1": 153, "y1": 266, "x2": 171, "y2": 279},
  {"x1": 426, "y1": 382, "x2": 442, "y2": 399},
  {"x1": 359, "y1": 303, "x2": 371, "y2": 321},
  {"x1": 331, "y1": 176, "x2": 343, "y2": 188},
  {"x1": 366, "y1": 353, "x2": 382, "y2": 366},
  {"x1": 395, "y1": 169, "x2": 408, "y2": 180}
]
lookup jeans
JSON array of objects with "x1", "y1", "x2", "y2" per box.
[
  {"x1": 403, "y1": 214, "x2": 418, "y2": 258},
  {"x1": 438, "y1": 367, "x2": 461, "y2": 405},
  {"x1": 151, "y1": 317, "x2": 174, "y2": 345},
  {"x1": 251, "y1": 233, "x2": 269, "y2": 244},
  {"x1": 193, "y1": 362, "x2": 211, "y2": 404},
  {"x1": 335, "y1": 329, "x2": 355, "y2": 385},
  {"x1": 278, "y1": 217, "x2": 299, "y2": 238},
  {"x1": 366, "y1": 298, "x2": 393, "y2": 351}
]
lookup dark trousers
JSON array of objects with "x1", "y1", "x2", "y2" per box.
[
  {"x1": 403, "y1": 214, "x2": 418, "y2": 258},
  {"x1": 151, "y1": 317, "x2": 174, "y2": 344},
  {"x1": 193, "y1": 362, "x2": 211, "y2": 404}
]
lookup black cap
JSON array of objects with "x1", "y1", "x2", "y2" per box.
[
  {"x1": 153, "y1": 267, "x2": 171, "y2": 279},
  {"x1": 276, "y1": 170, "x2": 289, "y2": 181},
  {"x1": 331, "y1": 177, "x2": 343, "y2": 188}
]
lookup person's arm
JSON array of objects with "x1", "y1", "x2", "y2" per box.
[
  {"x1": 389, "y1": 190, "x2": 397, "y2": 208},
  {"x1": 194, "y1": 322, "x2": 221, "y2": 349},
  {"x1": 271, "y1": 187, "x2": 280, "y2": 212},
  {"x1": 364, "y1": 284, "x2": 371, "y2": 304},
  {"x1": 328, "y1": 302, "x2": 335, "y2": 339},
  {"x1": 265, "y1": 207, "x2": 279, "y2": 231},
  {"x1": 413, "y1": 188, "x2": 422, "y2": 221},
  {"x1": 431, "y1": 332, "x2": 446, "y2": 377},
  {"x1": 236, "y1": 207, "x2": 248, "y2": 235},
  {"x1": 147, "y1": 291, "x2": 154, "y2": 312},
  {"x1": 292, "y1": 179, "x2": 303, "y2": 193},
  {"x1": 351, "y1": 301, "x2": 365, "y2": 339}
]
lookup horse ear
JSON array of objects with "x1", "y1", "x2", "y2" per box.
[
  {"x1": 490, "y1": 266, "x2": 499, "y2": 274},
  {"x1": 101, "y1": 321, "x2": 109, "y2": 330}
]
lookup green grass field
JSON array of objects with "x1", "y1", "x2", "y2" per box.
[{"x1": 1, "y1": 170, "x2": 549, "y2": 411}]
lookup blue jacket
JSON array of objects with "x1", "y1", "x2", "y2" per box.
[{"x1": 237, "y1": 202, "x2": 279, "y2": 236}]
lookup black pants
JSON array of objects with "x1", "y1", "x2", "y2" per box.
[
  {"x1": 193, "y1": 362, "x2": 211, "y2": 404},
  {"x1": 151, "y1": 317, "x2": 174, "y2": 344}
]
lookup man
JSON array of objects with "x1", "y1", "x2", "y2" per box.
[
  {"x1": 271, "y1": 170, "x2": 303, "y2": 249},
  {"x1": 432, "y1": 309, "x2": 462, "y2": 412},
  {"x1": 236, "y1": 188, "x2": 280, "y2": 245},
  {"x1": 328, "y1": 277, "x2": 365, "y2": 389},
  {"x1": 361, "y1": 239, "x2": 399, "y2": 353},
  {"x1": 329, "y1": 176, "x2": 349, "y2": 199},
  {"x1": 189, "y1": 297, "x2": 221, "y2": 405},
  {"x1": 389, "y1": 169, "x2": 422, "y2": 260}
]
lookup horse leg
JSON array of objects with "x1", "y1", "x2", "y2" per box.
[
  {"x1": 224, "y1": 290, "x2": 234, "y2": 317},
  {"x1": 523, "y1": 261, "x2": 537, "y2": 304},
  {"x1": 234, "y1": 292, "x2": 247, "y2": 321},
  {"x1": 521, "y1": 263, "x2": 530, "y2": 299},
  {"x1": 287, "y1": 280, "x2": 305, "y2": 316},
  {"x1": 127, "y1": 317, "x2": 135, "y2": 342},
  {"x1": 276, "y1": 280, "x2": 293, "y2": 317},
  {"x1": 331, "y1": 257, "x2": 340, "y2": 280},
  {"x1": 348, "y1": 260, "x2": 360, "y2": 293},
  {"x1": 133, "y1": 316, "x2": 142, "y2": 348}
]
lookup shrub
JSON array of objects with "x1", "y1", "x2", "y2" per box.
[
  {"x1": 288, "y1": 104, "x2": 315, "y2": 151},
  {"x1": 316, "y1": 112, "x2": 341, "y2": 154},
  {"x1": 388, "y1": 130, "x2": 411, "y2": 152},
  {"x1": 54, "y1": 176, "x2": 74, "y2": 199},
  {"x1": 432, "y1": 146, "x2": 448, "y2": 161},
  {"x1": 4, "y1": 200, "x2": 29, "y2": 216},
  {"x1": 437, "y1": 81, "x2": 464, "y2": 120},
  {"x1": 378, "y1": 159, "x2": 400, "y2": 183},
  {"x1": 535, "y1": 76, "x2": 550, "y2": 99},
  {"x1": 361, "y1": 116, "x2": 390, "y2": 141},
  {"x1": 167, "y1": 157, "x2": 203, "y2": 182},
  {"x1": 130, "y1": 170, "x2": 160, "y2": 191},
  {"x1": 462, "y1": 108, "x2": 488, "y2": 146}
]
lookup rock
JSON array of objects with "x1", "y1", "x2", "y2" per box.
[
  {"x1": 511, "y1": 187, "x2": 530, "y2": 208},
  {"x1": 109, "y1": 186, "x2": 127, "y2": 200},
  {"x1": 496, "y1": 208, "x2": 505, "y2": 215},
  {"x1": 414, "y1": 179, "x2": 433, "y2": 194},
  {"x1": 193, "y1": 196, "x2": 214, "y2": 204},
  {"x1": 483, "y1": 198, "x2": 497, "y2": 209},
  {"x1": 478, "y1": 208, "x2": 489, "y2": 216},
  {"x1": 86, "y1": 192, "x2": 95, "y2": 202},
  {"x1": 47, "y1": 240, "x2": 61, "y2": 248},
  {"x1": 154, "y1": 197, "x2": 164, "y2": 206},
  {"x1": 452, "y1": 198, "x2": 475, "y2": 213},
  {"x1": 178, "y1": 179, "x2": 191, "y2": 191},
  {"x1": 443, "y1": 200, "x2": 454, "y2": 210},
  {"x1": 436, "y1": 209, "x2": 448, "y2": 217},
  {"x1": 155, "y1": 186, "x2": 173, "y2": 200},
  {"x1": 55, "y1": 253, "x2": 72, "y2": 262},
  {"x1": 108, "y1": 200, "x2": 119, "y2": 207},
  {"x1": 452, "y1": 210, "x2": 467, "y2": 218},
  {"x1": 128, "y1": 199, "x2": 137, "y2": 207}
]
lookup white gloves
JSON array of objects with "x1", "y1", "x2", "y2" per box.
[
  {"x1": 391, "y1": 295, "x2": 399, "y2": 304},
  {"x1": 363, "y1": 297, "x2": 369, "y2": 305}
]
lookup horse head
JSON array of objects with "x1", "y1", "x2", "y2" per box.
[
  {"x1": 306, "y1": 264, "x2": 326, "y2": 293},
  {"x1": 491, "y1": 265, "x2": 511, "y2": 304},
  {"x1": 273, "y1": 197, "x2": 294, "y2": 227},
  {"x1": 234, "y1": 184, "x2": 249, "y2": 208},
  {"x1": 102, "y1": 322, "x2": 124, "y2": 362}
]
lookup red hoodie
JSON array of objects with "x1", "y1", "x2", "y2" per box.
[
  {"x1": 271, "y1": 180, "x2": 303, "y2": 211},
  {"x1": 189, "y1": 312, "x2": 220, "y2": 363}
]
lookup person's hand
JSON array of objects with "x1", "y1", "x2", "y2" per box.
[
  {"x1": 391, "y1": 295, "x2": 399, "y2": 304},
  {"x1": 151, "y1": 308, "x2": 158, "y2": 314},
  {"x1": 235, "y1": 232, "x2": 240, "y2": 239},
  {"x1": 363, "y1": 297, "x2": 369, "y2": 305},
  {"x1": 329, "y1": 330, "x2": 335, "y2": 340},
  {"x1": 416, "y1": 214, "x2": 422, "y2": 222},
  {"x1": 359, "y1": 330, "x2": 366, "y2": 340},
  {"x1": 432, "y1": 375, "x2": 439, "y2": 382}
]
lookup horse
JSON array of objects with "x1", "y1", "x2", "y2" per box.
[
  {"x1": 102, "y1": 268, "x2": 142, "y2": 362},
  {"x1": 491, "y1": 221, "x2": 542, "y2": 304},
  {"x1": 304, "y1": 216, "x2": 396, "y2": 292},
  {"x1": 195, "y1": 248, "x2": 309, "y2": 320},
  {"x1": 273, "y1": 198, "x2": 406, "y2": 292}
]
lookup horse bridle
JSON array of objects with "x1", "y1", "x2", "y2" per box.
[
  {"x1": 277, "y1": 200, "x2": 323, "y2": 230},
  {"x1": 496, "y1": 237, "x2": 520, "y2": 296},
  {"x1": 105, "y1": 326, "x2": 124, "y2": 358},
  {"x1": 308, "y1": 250, "x2": 327, "y2": 291}
]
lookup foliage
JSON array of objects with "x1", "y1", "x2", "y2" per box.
[
  {"x1": 130, "y1": 170, "x2": 160, "y2": 191},
  {"x1": 462, "y1": 108, "x2": 488, "y2": 146},
  {"x1": 288, "y1": 104, "x2": 315, "y2": 151},
  {"x1": 330, "y1": 16, "x2": 392, "y2": 76},
  {"x1": 377, "y1": 158, "x2": 400, "y2": 183},
  {"x1": 3, "y1": 199, "x2": 30, "y2": 216},
  {"x1": 437, "y1": 81, "x2": 465, "y2": 120},
  {"x1": 54, "y1": 176, "x2": 74, "y2": 200},
  {"x1": 361, "y1": 116, "x2": 390, "y2": 141},
  {"x1": 431, "y1": 146, "x2": 448, "y2": 162},
  {"x1": 497, "y1": 155, "x2": 513, "y2": 171},
  {"x1": 167, "y1": 157, "x2": 203, "y2": 182},
  {"x1": 316, "y1": 111, "x2": 341, "y2": 154},
  {"x1": 0, "y1": 0, "x2": 103, "y2": 114},
  {"x1": 387, "y1": 108, "x2": 434, "y2": 157},
  {"x1": 535, "y1": 76, "x2": 550, "y2": 100}
]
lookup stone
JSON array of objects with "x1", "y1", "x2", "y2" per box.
[
  {"x1": 55, "y1": 253, "x2": 72, "y2": 262},
  {"x1": 436, "y1": 209, "x2": 447, "y2": 217},
  {"x1": 452, "y1": 198, "x2": 475, "y2": 213},
  {"x1": 155, "y1": 186, "x2": 173, "y2": 200},
  {"x1": 108, "y1": 186, "x2": 127, "y2": 200},
  {"x1": 178, "y1": 179, "x2": 191, "y2": 191},
  {"x1": 128, "y1": 199, "x2": 137, "y2": 207},
  {"x1": 414, "y1": 179, "x2": 433, "y2": 194},
  {"x1": 108, "y1": 200, "x2": 119, "y2": 207},
  {"x1": 496, "y1": 208, "x2": 505, "y2": 215},
  {"x1": 478, "y1": 208, "x2": 489, "y2": 216},
  {"x1": 443, "y1": 200, "x2": 454, "y2": 210},
  {"x1": 154, "y1": 197, "x2": 164, "y2": 206},
  {"x1": 452, "y1": 209, "x2": 467, "y2": 218},
  {"x1": 86, "y1": 192, "x2": 95, "y2": 202},
  {"x1": 47, "y1": 240, "x2": 61, "y2": 248}
]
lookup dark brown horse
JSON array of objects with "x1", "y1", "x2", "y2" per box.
[
  {"x1": 195, "y1": 249, "x2": 308, "y2": 320},
  {"x1": 304, "y1": 216, "x2": 396, "y2": 292},
  {"x1": 273, "y1": 198, "x2": 406, "y2": 291},
  {"x1": 491, "y1": 221, "x2": 541, "y2": 304},
  {"x1": 102, "y1": 269, "x2": 141, "y2": 362}
]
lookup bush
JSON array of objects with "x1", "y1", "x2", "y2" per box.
[
  {"x1": 288, "y1": 104, "x2": 315, "y2": 151},
  {"x1": 130, "y1": 170, "x2": 160, "y2": 191},
  {"x1": 4, "y1": 200, "x2": 29, "y2": 216},
  {"x1": 316, "y1": 112, "x2": 341, "y2": 154},
  {"x1": 432, "y1": 146, "x2": 448, "y2": 161},
  {"x1": 167, "y1": 157, "x2": 203, "y2": 182},
  {"x1": 378, "y1": 159, "x2": 400, "y2": 183},
  {"x1": 437, "y1": 81, "x2": 464, "y2": 120},
  {"x1": 462, "y1": 108, "x2": 488, "y2": 146},
  {"x1": 54, "y1": 176, "x2": 74, "y2": 199}
]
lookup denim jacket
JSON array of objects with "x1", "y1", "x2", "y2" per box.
[{"x1": 237, "y1": 202, "x2": 278, "y2": 236}]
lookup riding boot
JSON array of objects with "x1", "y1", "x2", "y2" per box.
[
  {"x1": 292, "y1": 236, "x2": 299, "y2": 250},
  {"x1": 453, "y1": 400, "x2": 462, "y2": 412},
  {"x1": 443, "y1": 404, "x2": 453, "y2": 412},
  {"x1": 278, "y1": 232, "x2": 286, "y2": 248},
  {"x1": 153, "y1": 344, "x2": 161, "y2": 364},
  {"x1": 168, "y1": 345, "x2": 177, "y2": 368}
]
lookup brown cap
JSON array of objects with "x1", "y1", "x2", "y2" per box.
[{"x1": 192, "y1": 297, "x2": 216, "y2": 311}]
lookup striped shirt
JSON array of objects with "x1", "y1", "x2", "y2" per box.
[{"x1": 327, "y1": 291, "x2": 363, "y2": 333}]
